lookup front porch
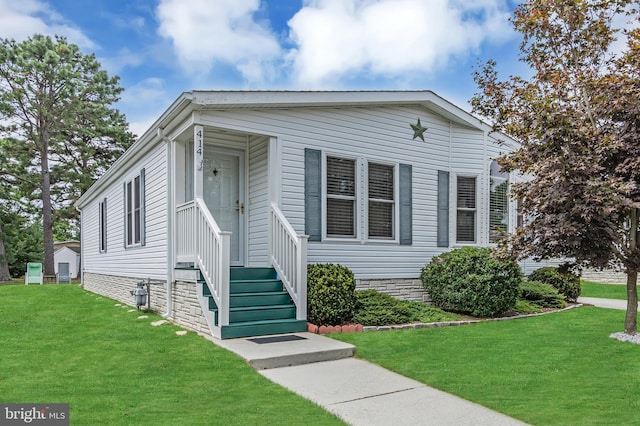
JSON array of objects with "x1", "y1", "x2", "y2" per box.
[{"x1": 169, "y1": 123, "x2": 308, "y2": 339}]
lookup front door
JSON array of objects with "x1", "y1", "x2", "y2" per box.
[
  {"x1": 58, "y1": 262, "x2": 70, "y2": 283},
  {"x1": 203, "y1": 147, "x2": 245, "y2": 266}
]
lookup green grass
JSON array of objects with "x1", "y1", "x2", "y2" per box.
[
  {"x1": 333, "y1": 307, "x2": 640, "y2": 425},
  {"x1": 581, "y1": 280, "x2": 628, "y2": 300},
  {"x1": 0, "y1": 285, "x2": 343, "y2": 425}
]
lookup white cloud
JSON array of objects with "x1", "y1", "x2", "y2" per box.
[
  {"x1": 287, "y1": 0, "x2": 514, "y2": 87},
  {"x1": 0, "y1": 0, "x2": 94, "y2": 48},
  {"x1": 120, "y1": 77, "x2": 167, "y2": 107},
  {"x1": 156, "y1": 0, "x2": 282, "y2": 83}
]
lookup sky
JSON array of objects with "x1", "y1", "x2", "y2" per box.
[{"x1": 0, "y1": 0, "x2": 529, "y2": 138}]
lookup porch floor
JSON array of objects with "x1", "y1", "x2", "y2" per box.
[{"x1": 208, "y1": 332, "x2": 355, "y2": 370}]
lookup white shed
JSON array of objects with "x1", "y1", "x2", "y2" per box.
[{"x1": 53, "y1": 245, "x2": 81, "y2": 281}]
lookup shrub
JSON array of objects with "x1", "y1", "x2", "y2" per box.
[
  {"x1": 353, "y1": 289, "x2": 459, "y2": 326},
  {"x1": 420, "y1": 247, "x2": 522, "y2": 317},
  {"x1": 528, "y1": 266, "x2": 581, "y2": 302},
  {"x1": 307, "y1": 263, "x2": 356, "y2": 326},
  {"x1": 515, "y1": 299, "x2": 543, "y2": 314},
  {"x1": 519, "y1": 280, "x2": 566, "y2": 308}
]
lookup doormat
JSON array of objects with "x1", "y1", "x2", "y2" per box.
[{"x1": 247, "y1": 335, "x2": 307, "y2": 344}]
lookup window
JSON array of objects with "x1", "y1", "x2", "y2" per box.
[
  {"x1": 489, "y1": 160, "x2": 509, "y2": 243},
  {"x1": 99, "y1": 198, "x2": 107, "y2": 252},
  {"x1": 456, "y1": 176, "x2": 476, "y2": 243},
  {"x1": 326, "y1": 157, "x2": 356, "y2": 238},
  {"x1": 368, "y1": 163, "x2": 394, "y2": 239},
  {"x1": 125, "y1": 170, "x2": 145, "y2": 247},
  {"x1": 310, "y1": 151, "x2": 410, "y2": 243}
]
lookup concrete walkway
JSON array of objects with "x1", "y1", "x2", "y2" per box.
[
  {"x1": 578, "y1": 297, "x2": 638, "y2": 311},
  {"x1": 210, "y1": 332, "x2": 527, "y2": 426}
]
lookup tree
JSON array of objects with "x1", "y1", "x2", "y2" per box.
[
  {"x1": 0, "y1": 35, "x2": 134, "y2": 276},
  {"x1": 471, "y1": 0, "x2": 640, "y2": 334}
]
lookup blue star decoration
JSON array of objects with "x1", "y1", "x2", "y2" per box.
[{"x1": 410, "y1": 118, "x2": 428, "y2": 141}]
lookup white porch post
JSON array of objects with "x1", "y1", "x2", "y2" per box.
[
  {"x1": 268, "y1": 136, "x2": 280, "y2": 204},
  {"x1": 194, "y1": 125, "x2": 204, "y2": 199}
]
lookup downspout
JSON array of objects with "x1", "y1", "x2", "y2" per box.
[{"x1": 159, "y1": 128, "x2": 174, "y2": 318}]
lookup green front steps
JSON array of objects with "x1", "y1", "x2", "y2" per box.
[{"x1": 200, "y1": 267, "x2": 307, "y2": 339}]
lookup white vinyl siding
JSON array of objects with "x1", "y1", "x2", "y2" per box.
[
  {"x1": 188, "y1": 104, "x2": 510, "y2": 279},
  {"x1": 248, "y1": 136, "x2": 269, "y2": 266},
  {"x1": 81, "y1": 144, "x2": 168, "y2": 281}
]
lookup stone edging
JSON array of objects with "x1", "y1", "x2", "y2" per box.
[{"x1": 359, "y1": 304, "x2": 583, "y2": 332}]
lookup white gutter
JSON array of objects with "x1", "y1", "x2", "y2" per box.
[{"x1": 159, "y1": 127, "x2": 174, "y2": 318}]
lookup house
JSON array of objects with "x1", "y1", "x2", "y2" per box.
[
  {"x1": 75, "y1": 90, "x2": 520, "y2": 339},
  {"x1": 53, "y1": 241, "x2": 81, "y2": 281}
]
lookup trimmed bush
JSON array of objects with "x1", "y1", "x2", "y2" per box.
[
  {"x1": 519, "y1": 280, "x2": 566, "y2": 308},
  {"x1": 528, "y1": 266, "x2": 581, "y2": 302},
  {"x1": 307, "y1": 263, "x2": 356, "y2": 326},
  {"x1": 353, "y1": 289, "x2": 459, "y2": 326},
  {"x1": 421, "y1": 247, "x2": 522, "y2": 317}
]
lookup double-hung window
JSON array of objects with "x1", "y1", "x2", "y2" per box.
[
  {"x1": 489, "y1": 160, "x2": 509, "y2": 242},
  {"x1": 124, "y1": 169, "x2": 145, "y2": 247},
  {"x1": 456, "y1": 176, "x2": 477, "y2": 243},
  {"x1": 326, "y1": 157, "x2": 356, "y2": 238},
  {"x1": 306, "y1": 149, "x2": 410, "y2": 244},
  {"x1": 368, "y1": 163, "x2": 395, "y2": 239},
  {"x1": 99, "y1": 198, "x2": 107, "y2": 253}
]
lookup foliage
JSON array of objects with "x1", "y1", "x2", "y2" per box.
[
  {"x1": 420, "y1": 247, "x2": 522, "y2": 317},
  {"x1": 529, "y1": 266, "x2": 581, "y2": 302},
  {"x1": 353, "y1": 289, "x2": 460, "y2": 326},
  {"x1": 519, "y1": 280, "x2": 566, "y2": 308},
  {"x1": 0, "y1": 35, "x2": 135, "y2": 275},
  {"x1": 0, "y1": 285, "x2": 342, "y2": 425},
  {"x1": 515, "y1": 299, "x2": 543, "y2": 314},
  {"x1": 471, "y1": 0, "x2": 640, "y2": 333},
  {"x1": 307, "y1": 263, "x2": 357, "y2": 326},
  {"x1": 334, "y1": 308, "x2": 640, "y2": 425}
]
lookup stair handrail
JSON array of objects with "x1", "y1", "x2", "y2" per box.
[
  {"x1": 195, "y1": 197, "x2": 231, "y2": 326},
  {"x1": 175, "y1": 200, "x2": 196, "y2": 262},
  {"x1": 270, "y1": 202, "x2": 308, "y2": 321}
]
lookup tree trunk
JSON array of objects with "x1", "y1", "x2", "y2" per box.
[
  {"x1": 41, "y1": 135, "x2": 55, "y2": 276},
  {"x1": 625, "y1": 208, "x2": 639, "y2": 335},
  {"x1": 0, "y1": 222, "x2": 11, "y2": 281},
  {"x1": 625, "y1": 269, "x2": 638, "y2": 335}
]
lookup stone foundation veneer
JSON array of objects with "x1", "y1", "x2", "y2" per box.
[
  {"x1": 356, "y1": 278, "x2": 430, "y2": 302},
  {"x1": 83, "y1": 273, "x2": 209, "y2": 335},
  {"x1": 581, "y1": 268, "x2": 627, "y2": 284},
  {"x1": 82, "y1": 272, "x2": 432, "y2": 337}
]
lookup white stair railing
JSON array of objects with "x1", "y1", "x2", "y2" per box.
[
  {"x1": 175, "y1": 201, "x2": 195, "y2": 263},
  {"x1": 270, "y1": 202, "x2": 308, "y2": 321},
  {"x1": 194, "y1": 197, "x2": 231, "y2": 327}
]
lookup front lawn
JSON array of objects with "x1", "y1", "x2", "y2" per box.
[
  {"x1": 0, "y1": 285, "x2": 343, "y2": 425},
  {"x1": 333, "y1": 307, "x2": 640, "y2": 425},
  {"x1": 581, "y1": 280, "x2": 627, "y2": 300}
]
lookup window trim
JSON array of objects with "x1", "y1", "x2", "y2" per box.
[
  {"x1": 124, "y1": 169, "x2": 145, "y2": 248},
  {"x1": 455, "y1": 174, "x2": 478, "y2": 244},
  {"x1": 322, "y1": 153, "x2": 400, "y2": 244},
  {"x1": 99, "y1": 198, "x2": 107, "y2": 253},
  {"x1": 324, "y1": 155, "x2": 359, "y2": 240},
  {"x1": 489, "y1": 160, "x2": 510, "y2": 243},
  {"x1": 365, "y1": 161, "x2": 398, "y2": 242}
]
